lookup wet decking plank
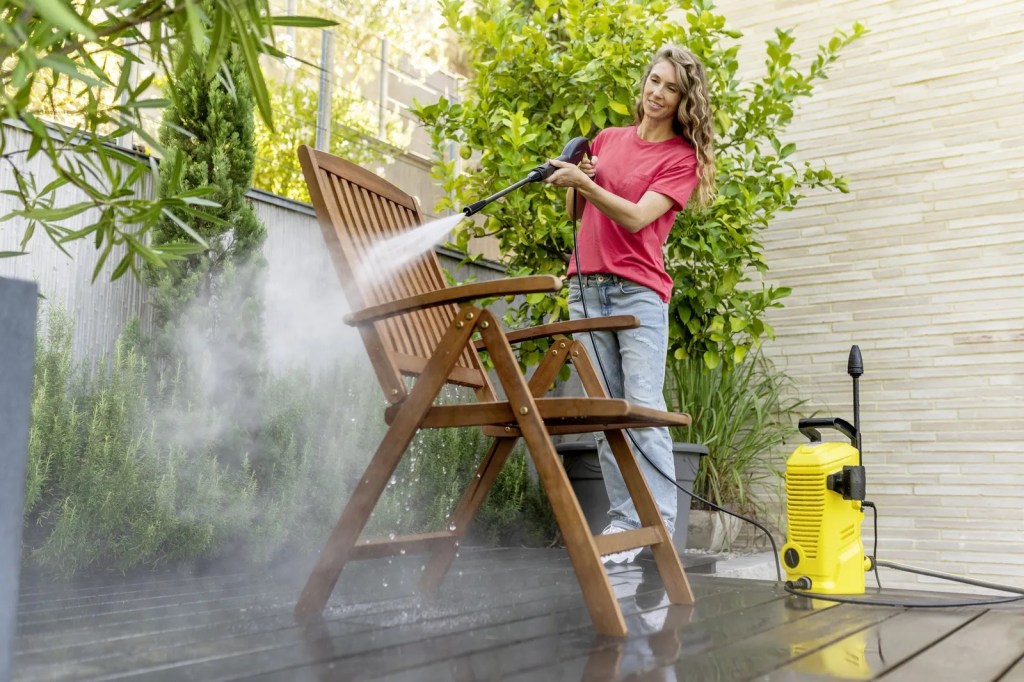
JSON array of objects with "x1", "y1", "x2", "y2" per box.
[
  {"x1": 873, "y1": 610, "x2": 1024, "y2": 681},
  {"x1": 760, "y1": 609, "x2": 983, "y2": 681},
  {"x1": 13, "y1": 548, "x2": 1024, "y2": 682},
  {"x1": 378, "y1": 581, "x2": 797, "y2": 682}
]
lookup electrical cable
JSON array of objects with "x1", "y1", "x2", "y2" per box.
[
  {"x1": 787, "y1": 500, "x2": 1024, "y2": 607},
  {"x1": 782, "y1": 583, "x2": 1024, "y2": 608},
  {"x1": 567, "y1": 186, "x2": 782, "y2": 583},
  {"x1": 876, "y1": 559, "x2": 1024, "y2": 596},
  {"x1": 862, "y1": 501, "x2": 882, "y2": 590}
]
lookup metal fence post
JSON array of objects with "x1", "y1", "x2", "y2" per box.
[
  {"x1": 378, "y1": 37, "x2": 390, "y2": 141},
  {"x1": 315, "y1": 30, "x2": 335, "y2": 151}
]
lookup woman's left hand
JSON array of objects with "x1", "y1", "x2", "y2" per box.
[{"x1": 544, "y1": 159, "x2": 592, "y2": 189}]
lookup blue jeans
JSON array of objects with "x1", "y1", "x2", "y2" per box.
[{"x1": 567, "y1": 274, "x2": 676, "y2": 534}]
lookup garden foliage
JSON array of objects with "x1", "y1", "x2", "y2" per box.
[
  {"x1": 23, "y1": 312, "x2": 554, "y2": 575},
  {"x1": 0, "y1": 0, "x2": 333, "y2": 275},
  {"x1": 417, "y1": 0, "x2": 864, "y2": 370},
  {"x1": 665, "y1": 351, "x2": 804, "y2": 512}
]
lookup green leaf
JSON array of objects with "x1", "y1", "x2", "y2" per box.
[
  {"x1": 32, "y1": 0, "x2": 95, "y2": 38},
  {"x1": 268, "y1": 16, "x2": 337, "y2": 28},
  {"x1": 160, "y1": 209, "x2": 210, "y2": 249},
  {"x1": 608, "y1": 100, "x2": 630, "y2": 116},
  {"x1": 25, "y1": 202, "x2": 95, "y2": 222}
]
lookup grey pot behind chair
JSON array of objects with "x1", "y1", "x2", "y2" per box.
[{"x1": 557, "y1": 439, "x2": 709, "y2": 553}]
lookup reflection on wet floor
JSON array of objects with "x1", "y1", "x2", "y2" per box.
[{"x1": 13, "y1": 547, "x2": 1024, "y2": 681}]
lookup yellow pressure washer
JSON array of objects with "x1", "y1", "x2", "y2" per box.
[{"x1": 781, "y1": 345, "x2": 873, "y2": 595}]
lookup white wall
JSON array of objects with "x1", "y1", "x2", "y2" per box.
[{"x1": 714, "y1": 0, "x2": 1024, "y2": 591}]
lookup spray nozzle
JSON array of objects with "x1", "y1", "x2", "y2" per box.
[{"x1": 462, "y1": 137, "x2": 591, "y2": 217}]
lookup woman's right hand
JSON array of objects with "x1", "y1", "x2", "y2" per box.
[{"x1": 579, "y1": 154, "x2": 598, "y2": 179}]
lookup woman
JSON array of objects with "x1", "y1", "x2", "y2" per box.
[{"x1": 545, "y1": 44, "x2": 716, "y2": 564}]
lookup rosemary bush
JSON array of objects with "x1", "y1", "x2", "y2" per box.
[{"x1": 23, "y1": 314, "x2": 553, "y2": 576}]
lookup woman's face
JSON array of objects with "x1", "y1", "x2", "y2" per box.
[{"x1": 641, "y1": 59, "x2": 682, "y2": 125}]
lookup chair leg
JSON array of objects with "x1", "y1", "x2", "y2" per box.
[
  {"x1": 605, "y1": 430, "x2": 695, "y2": 605},
  {"x1": 296, "y1": 308, "x2": 479, "y2": 616},
  {"x1": 422, "y1": 337, "x2": 570, "y2": 591},
  {"x1": 295, "y1": 417, "x2": 421, "y2": 616},
  {"x1": 479, "y1": 312, "x2": 628, "y2": 637},
  {"x1": 420, "y1": 436, "x2": 518, "y2": 591}
]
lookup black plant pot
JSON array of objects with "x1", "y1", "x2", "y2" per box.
[
  {"x1": 556, "y1": 440, "x2": 709, "y2": 553},
  {"x1": 0, "y1": 276, "x2": 38, "y2": 681}
]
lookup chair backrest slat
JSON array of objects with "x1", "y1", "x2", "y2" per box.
[{"x1": 299, "y1": 145, "x2": 489, "y2": 398}]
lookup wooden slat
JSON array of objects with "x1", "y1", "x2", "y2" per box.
[
  {"x1": 593, "y1": 527, "x2": 663, "y2": 555},
  {"x1": 349, "y1": 531, "x2": 456, "y2": 560},
  {"x1": 385, "y1": 398, "x2": 692, "y2": 429}
]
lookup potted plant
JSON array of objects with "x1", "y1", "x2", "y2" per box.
[{"x1": 664, "y1": 351, "x2": 804, "y2": 551}]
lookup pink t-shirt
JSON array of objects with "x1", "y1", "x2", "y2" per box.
[{"x1": 567, "y1": 126, "x2": 699, "y2": 302}]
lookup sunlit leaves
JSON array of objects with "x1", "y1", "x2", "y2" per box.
[
  {"x1": 0, "y1": 0, "x2": 335, "y2": 280},
  {"x1": 418, "y1": 0, "x2": 864, "y2": 370}
]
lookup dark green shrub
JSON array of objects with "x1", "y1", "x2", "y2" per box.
[{"x1": 23, "y1": 313, "x2": 554, "y2": 576}]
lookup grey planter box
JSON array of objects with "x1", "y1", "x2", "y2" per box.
[
  {"x1": 0, "y1": 277, "x2": 38, "y2": 682},
  {"x1": 557, "y1": 440, "x2": 708, "y2": 553}
]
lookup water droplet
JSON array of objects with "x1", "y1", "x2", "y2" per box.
[
  {"x1": 400, "y1": 549, "x2": 407, "y2": 555},
  {"x1": 388, "y1": 532, "x2": 396, "y2": 540},
  {"x1": 382, "y1": 581, "x2": 388, "y2": 588},
  {"x1": 448, "y1": 523, "x2": 457, "y2": 532}
]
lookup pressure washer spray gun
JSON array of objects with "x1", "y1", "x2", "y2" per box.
[{"x1": 462, "y1": 137, "x2": 591, "y2": 217}]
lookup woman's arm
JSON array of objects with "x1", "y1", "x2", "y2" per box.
[{"x1": 547, "y1": 159, "x2": 674, "y2": 233}]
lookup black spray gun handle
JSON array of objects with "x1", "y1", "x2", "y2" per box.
[
  {"x1": 463, "y1": 137, "x2": 592, "y2": 216},
  {"x1": 524, "y1": 136, "x2": 592, "y2": 182}
]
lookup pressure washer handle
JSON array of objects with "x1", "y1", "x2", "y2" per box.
[
  {"x1": 799, "y1": 417, "x2": 858, "y2": 445},
  {"x1": 524, "y1": 136, "x2": 591, "y2": 182}
]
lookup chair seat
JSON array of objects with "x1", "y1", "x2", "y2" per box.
[{"x1": 387, "y1": 397, "x2": 691, "y2": 435}]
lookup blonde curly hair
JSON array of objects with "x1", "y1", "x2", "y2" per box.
[{"x1": 633, "y1": 45, "x2": 716, "y2": 210}]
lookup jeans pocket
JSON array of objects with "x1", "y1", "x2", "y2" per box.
[
  {"x1": 567, "y1": 285, "x2": 582, "y2": 304},
  {"x1": 618, "y1": 280, "x2": 650, "y2": 296}
]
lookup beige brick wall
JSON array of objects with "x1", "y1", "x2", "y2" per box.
[{"x1": 713, "y1": 0, "x2": 1024, "y2": 592}]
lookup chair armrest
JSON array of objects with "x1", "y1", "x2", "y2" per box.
[
  {"x1": 475, "y1": 315, "x2": 641, "y2": 349},
  {"x1": 343, "y1": 275, "x2": 562, "y2": 325}
]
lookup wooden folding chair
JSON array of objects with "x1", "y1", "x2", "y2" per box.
[{"x1": 295, "y1": 144, "x2": 695, "y2": 636}]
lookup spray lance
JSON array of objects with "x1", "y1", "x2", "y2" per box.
[{"x1": 461, "y1": 137, "x2": 591, "y2": 216}]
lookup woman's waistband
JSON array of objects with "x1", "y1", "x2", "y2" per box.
[{"x1": 568, "y1": 272, "x2": 627, "y2": 286}]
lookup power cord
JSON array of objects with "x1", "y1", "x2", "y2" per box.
[
  {"x1": 567, "y1": 187, "x2": 782, "y2": 582},
  {"x1": 863, "y1": 500, "x2": 882, "y2": 590}
]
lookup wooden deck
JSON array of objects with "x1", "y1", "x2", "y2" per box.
[{"x1": 12, "y1": 547, "x2": 1024, "y2": 681}]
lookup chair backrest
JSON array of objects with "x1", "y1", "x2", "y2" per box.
[{"x1": 298, "y1": 145, "x2": 490, "y2": 403}]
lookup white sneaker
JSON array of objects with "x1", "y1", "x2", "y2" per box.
[{"x1": 600, "y1": 525, "x2": 642, "y2": 565}]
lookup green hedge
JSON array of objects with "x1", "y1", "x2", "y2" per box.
[{"x1": 23, "y1": 310, "x2": 555, "y2": 576}]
